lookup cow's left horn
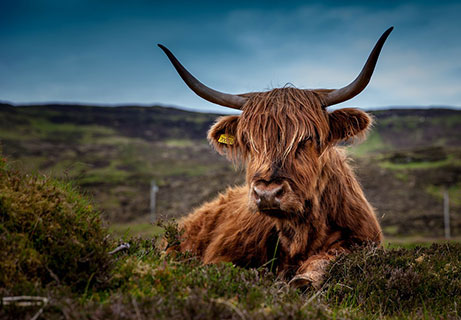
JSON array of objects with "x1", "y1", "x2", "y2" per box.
[
  {"x1": 158, "y1": 44, "x2": 247, "y2": 110},
  {"x1": 323, "y1": 27, "x2": 393, "y2": 107}
]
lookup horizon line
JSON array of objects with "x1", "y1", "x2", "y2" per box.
[{"x1": 1, "y1": 99, "x2": 460, "y2": 115}]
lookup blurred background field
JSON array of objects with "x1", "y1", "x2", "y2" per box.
[{"x1": 1, "y1": 103, "x2": 460, "y2": 242}]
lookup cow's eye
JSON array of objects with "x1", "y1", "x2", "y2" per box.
[
  {"x1": 295, "y1": 137, "x2": 311, "y2": 156},
  {"x1": 240, "y1": 134, "x2": 252, "y2": 152}
]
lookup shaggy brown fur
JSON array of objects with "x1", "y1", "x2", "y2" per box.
[{"x1": 179, "y1": 87, "x2": 382, "y2": 288}]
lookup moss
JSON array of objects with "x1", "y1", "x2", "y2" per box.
[{"x1": 0, "y1": 157, "x2": 113, "y2": 294}]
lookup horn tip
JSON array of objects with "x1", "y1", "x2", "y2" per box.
[
  {"x1": 157, "y1": 44, "x2": 172, "y2": 56},
  {"x1": 377, "y1": 27, "x2": 394, "y2": 45}
]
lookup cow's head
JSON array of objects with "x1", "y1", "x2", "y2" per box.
[{"x1": 159, "y1": 27, "x2": 392, "y2": 219}]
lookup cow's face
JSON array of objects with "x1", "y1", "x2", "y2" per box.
[{"x1": 208, "y1": 88, "x2": 371, "y2": 219}]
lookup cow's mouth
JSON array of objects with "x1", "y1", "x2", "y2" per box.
[{"x1": 259, "y1": 208, "x2": 284, "y2": 217}]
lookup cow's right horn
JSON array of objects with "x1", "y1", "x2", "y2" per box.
[
  {"x1": 323, "y1": 27, "x2": 393, "y2": 107},
  {"x1": 158, "y1": 44, "x2": 248, "y2": 110}
]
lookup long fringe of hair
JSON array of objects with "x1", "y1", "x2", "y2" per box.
[{"x1": 237, "y1": 87, "x2": 329, "y2": 163}]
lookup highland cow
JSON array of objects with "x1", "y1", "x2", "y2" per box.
[{"x1": 158, "y1": 27, "x2": 393, "y2": 288}]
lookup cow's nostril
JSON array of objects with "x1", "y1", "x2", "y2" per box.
[
  {"x1": 252, "y1": 183, "x2": 285, "y2": 210},
  {"x1": 274, "y1": 186, "x2": 284, "y2": 198},
  {"x1": 253, "y1": 186, "x2": 262, "y2": 199}
]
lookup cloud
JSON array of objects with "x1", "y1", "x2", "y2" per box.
[
  {"x1": 0, "y1": 1, "x2": 460, "y2": 112},
  {"x1": 180, "y1": 2, "x2": 461, "y2": 111}
]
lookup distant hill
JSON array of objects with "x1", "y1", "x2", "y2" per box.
[
  {"x1": 0, "y1": 102, "x2": 219, "y2": 141},
  {"x1": 2, "y1": 102, "x2": 459, "y2": 148},
  {"x1": 371, "y1": 108, "x2": 461, "y2": 149},
  {"x1": 0, "y1": 103, "x2": 460, "y2": 236}
]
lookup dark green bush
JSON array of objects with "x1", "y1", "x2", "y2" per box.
[
  {"x1": 324, "y1": 243, "x2": 461, "y2": 317},
  {"x1": 0, "y1": 157, "x2": 113, "y2": 294}
]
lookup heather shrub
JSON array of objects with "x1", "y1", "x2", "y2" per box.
[
  {"x1": 0, "y1": 157, "x2": 113, "y2": 294},
  {"x1": 324, "y1": 243, "x2": 461, "y2": 317}
]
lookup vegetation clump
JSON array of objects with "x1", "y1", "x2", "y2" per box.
[
  {"x1": 324, "y1": 243, "x2": 461, "y2": 317},
  {"x1": 0, "y1": 156, "x2": 113, "y2": 294},
  {"x1": 386, "y1": 146, "x2": 447, "y2": 164},
  {"x1": 1, "y1": 158, "x2": 460, "y2": 319}
]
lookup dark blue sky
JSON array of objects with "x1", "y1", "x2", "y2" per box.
[{"x1": 1, "y1": 0, "x2": 460, "y2": 113}]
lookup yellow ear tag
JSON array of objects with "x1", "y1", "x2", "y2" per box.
[{"x1": 218, "y1": 134, "x2": 235, "y2": 145}]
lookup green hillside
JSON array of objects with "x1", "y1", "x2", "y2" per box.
[{"x1": 0, "y1": 103, "x2": 460, "y2": 237}]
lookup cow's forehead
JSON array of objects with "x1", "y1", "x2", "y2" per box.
[
  {"x1": 236, "y1": 88, "x2": 329, "y2": 159},
  {"x1": 239, "y1": 88, "x2": 327, "y2": 124}
]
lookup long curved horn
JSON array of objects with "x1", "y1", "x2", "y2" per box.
[
  {"x1": 323, "y1": 27, "x2": 393, "y2": 107},
  {"x1": 158, "y1": 44, "x2": 247, "y2": 110}
]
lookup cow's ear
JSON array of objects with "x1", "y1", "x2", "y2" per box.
[
  {"x1": 208, "y1": 115, "x2": 240, "y2": 158},
  {"x1": 328, "y1": 108, "x2": 372, "y2": 142}
]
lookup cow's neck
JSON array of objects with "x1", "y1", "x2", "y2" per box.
[
  {"x1": 275, "y1": 200, "x2": 328, "y2": 260},
  {"x1": 274, "y1": 151, "x2": 341, "y2": 260}
]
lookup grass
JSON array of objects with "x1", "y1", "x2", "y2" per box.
[
  {"x1": 377, "y1": 146, "x2": 461, "y2": 170},
  {"x1": 382, "y1": 225, "x2": 399, "y2": 236},
  {"x1": 1, "y1": 159, "x2": 460, "y2": 319},
  {"x1": 108, "y1": 220, "x2": 461, "y2": 247},
  {"x1": 379, "y1": 156, "x2": 459, "y2": 170},
  {"x1": 377, "y1": 115, "x2": 424, "y2": 133},
  {"x1": 384, "y1": 236, "x2": 461, "y2": 248},
  {"x1": 428, "y1": 114, "x2": 461, "y2": 128},
  {"x1": 349, "y1": 131, "x2": 389, "y2": 157},
  {"x1": 109, "y1": 222, "x2": 164, "y2": 239},
  {"x1": 0, "y1": 118, "x2": 116, "y2": 144},
  {"x1": 78, "y1": 166, "x2": 132, "y2": 185},
  {"x1": 323, "y1": 243, "x2": 461, "y2": 318},
  {"x1": 152, "y1": 162, "x2": 216, "y2": 177},
  {"x1": 426, "y1": 183, "x2": 461, "y2": 206},
  {"x1": 164, "y1": 139, "x2": 196, "y2": 148},
  {"x1": 3, "y1": 233, "x2": 460, "y2": 319}
]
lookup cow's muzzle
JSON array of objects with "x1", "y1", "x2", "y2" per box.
[{"x1": 252, "y1": 181, "x2": 287, "y2": 212}]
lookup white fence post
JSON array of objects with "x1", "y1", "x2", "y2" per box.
[
  {"x1": 443, "y1": 188, "x2": 450, "y2": 239},
  {"x1": 150, "y1": 181, "x2": 159, "y2": 222}
]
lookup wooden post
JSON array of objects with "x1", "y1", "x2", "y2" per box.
[
  {"x1": 150, "y1": 181, "x2": 159, "y2": 222},
  {"x1": 443, "y1": 188, "x2": 450, "y2": 239}
]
